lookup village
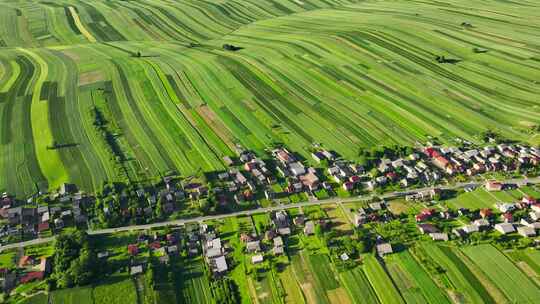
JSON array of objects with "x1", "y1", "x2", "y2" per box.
[{"x1": 1, "y1": 141, "x2": 540, "y2": 249}]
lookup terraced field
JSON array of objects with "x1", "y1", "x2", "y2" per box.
[{"x1": 1, "y1": 0, "x2": 540, "y2": 196}]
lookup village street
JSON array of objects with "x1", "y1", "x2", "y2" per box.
[{"x1": 1, "y1": 176, "x2": 539, "y2": 252}]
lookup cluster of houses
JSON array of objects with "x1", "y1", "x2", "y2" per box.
[
  {"x1": 124, "y1": 230, "x2": 180, "y2": 275},
  {"x1": 200, "y1": 225, "x2": 228, "y2": 275},
  {"x1": 0, "y1": 186, "x2": 89, "y2": 244},
  {"x1": 0, "y1": 255, "x2": 50, "y2": 291},
  {"x1": 425, "y1": 143, "x2": 539, "y2": 176},
  {"x1": 274, "y1": 148, "x2": 323, "y2": 194},
  {"x1": 451, "y1": 193, "x2": 540, "y2": 239}
]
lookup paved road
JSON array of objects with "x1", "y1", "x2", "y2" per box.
[{"x1": 2, "y1": 176, "x2": 539, "y2": 252}]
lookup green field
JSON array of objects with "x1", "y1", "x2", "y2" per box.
[
  {"x1": 92, "y1": 275, "x2": 138, "y2": 304},
  {"x1": 420, "y1": 243, "x2": 494, "y2": 304},
  {"x1": 386, "y1": 251, "x2": 450, "y2": 304},
  {"x1": 462, "y1": 244, "x2": 540, "y2": 303},
  {"x1": 177, "y1": 259, "x2": 214, "y2": 304},
  {"x1": 362, "y1": 255, "x2": 404, "y2": 304},
  {"x1": 1, "y1": 0, "x2": 539, "y2": 196},
  {"x1": 340, "y1": 267, "x2": 380, "y2": 304}
]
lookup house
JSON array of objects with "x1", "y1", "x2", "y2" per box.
[
  {"x1": 473, "y1": 219, "x2": 490, "y2": 228},
  {"x1": 273, "y1": 236, "x2": 283, "y2": 248},
  {"x1": 213, "y1": 256, "x2": 228, "y2": 273},
  {"x1": 418, "y1": 223, "x2": 438, "y2": 234},
  {"x1": 517, "y1": 226, "x2": 536, "y2": 237},
  {"x1": 293, "y1": 215, "x2": 305, "y2": 226},
  {"x1": 353, "y1": 213, "x2": 366, "y2": 227},
  {"x1": 462, "y1": 224, "x2": 479, "y2": 234},
  {"x1": 128, "y1": 244, "x2": 139, "y2": 256},
  {"x1": 496, "y1": 203, "x2": 515, "y2": 213},
  {"x1": 289, "y1": 162, "x2": 306, "y2": 176},
  {"x1": 340, "y1": 253, "x2": 350, "y2": 261},
  {"x1": 485, "y1": 181, "x2": 503, "y2": 191},
  {"x1": 252, "y1": 254, "x2": 264, "y2": 264},
  {"x1": 304, "y1": 221, "x2": 315, "y2": 235},
  {"x1": 501, "y1": 212, "x2": 514, "y2": 223},
  {"x1": 19, "y1": 272, "x2": 44, "y2": 284},
  {"x1": 494, "y1": 223, "x2": 515, "y2": 234},
  {"x1": 130, "y1": 265, "x2": 143, "y2": 275},
  {"x1": 376, "y1": 243, "x2": 393, "y2": 256},
  {"x1": 369, "y1": 202, "x2": 384, "y2": 211},
  {"x1": 522, "y1": 196, "x2": 537, "y2": 205},
  {"x1": 530, "y1": 211, "x2": 540, "y2": 221},
  {"x1": 300, "y1": 172, "x2": 319, "y2": 190},
  {"x1": 273, "y1": 246, "x2": 284, "y2": 255},
  {"x1": 342, "y1": 182, "x2": 354, "y2": 192},
  {"x1": 430, "y1": 233, "x2": 449, "y2": 241},
  {"x1": 278, "y1": 227, "x2": 291, "y2": 235},
  {"x1": 479, "y1": 208, "x2": 493, "y2": 219},
  {"x1": 531, "y1": 204, "x2": 540, "y2": 213},
  {"x1": 246, "y1": 241, "x2": 261, "y2": 253}
]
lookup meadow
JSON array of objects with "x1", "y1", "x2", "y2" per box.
[
  {"x1": 462, "y1": 244, "x2": 540, "y2": 303},
  {"x1": 0, "y1": 0, "x2": 539, "y2": 196}
]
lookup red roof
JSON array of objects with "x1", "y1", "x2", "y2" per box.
[
  {"x1": 149, "y1": 241, "x2": 161, "y2": 250},
  {"x1": 20, "y1": 271, "x2": 44, "y2": 284},
  {"x1": 424, "y1": 147, "x2": 436, "y2": 157},
  {"x1": 522, "y1": 196, "x2": 537, "y2": 204},
  {"x1": 128, "y1": 244, "x2": 139, "y2": 255},
  {"x1": 434, "y1": 156, "x2": 449, "y2": 167},
  {"x1": 421, "y1": 208, "x2": 435, "y2": 216},
  {"x1": 38, "y1": 222, "x2": 49, "y2": 232},
  {"x1": 480, "y1": 208, "x2": 493, "y2": 218},
  {"x1": 415, "y1": 213, "x2": 430, "y2": 222},
  {"x1": 349, "y1": 175, "x2": 361, "y2": 183},
  {"x1": 18, "y1": 256, "x2": 32, "y2": 268}
]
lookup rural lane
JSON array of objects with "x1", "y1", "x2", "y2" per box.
[{"x1": 2, "y1": 176, "x2": 539, "y2": 252}]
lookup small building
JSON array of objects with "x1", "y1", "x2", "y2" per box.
[
  {"x1": 485, "y1": 181, "x2": 503, "y2": 192},
  {"x1": 273, "y1": 236, "x2": 283, "y2": 248},
  {"x1": 430, "y1": 233, "x2": 449, "y2": 241},
  {"x1": 252, "y1": 254, "x2": 264, "y2": 264},
  {"x1": 273, "y1": 246, "x2": 284, "y2": 255},
  {"x1": 462, "y1": 224, "x2": 479, "y2": 234},
  {"x1": 246, "y1": 241, "x2": 261, "y2": 253},
  {"x1": 517, "y1": 226, "x2": 536, "y2": 237},
  {"x1": 213, "y1": 256, "x2": 228, "y2": 273},
  {"x1": 376, "y1": 243, "x2": 393, "y2": 257},
  {"x1": 304, "y1": 221, "x2": 315, "y2": 235},
  {"x1": 494, "y1": 223, "x2": 515, "y2": 234},
  {"x1": 130, "y1": 265, "x2": 143, "y2": 275},
  {"x1": 418, "y1": 224, "x2": 438, "y2": 234}
]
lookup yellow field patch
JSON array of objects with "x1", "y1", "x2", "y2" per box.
[
  {"x1": 79, "y1": 70, "x2": 105, "y2": 86},
  {"x1": 68, "y1": 7, "x2": 97, "y2": 43},
  {"x1": 327, "y1": 287, "x2": 351, "y2": 304}
]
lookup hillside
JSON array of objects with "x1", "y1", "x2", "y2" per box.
[{"x1": 1, "y1": 0, "x2": 540, "y2": 196}]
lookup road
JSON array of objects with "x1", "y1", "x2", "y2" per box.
[{"x1": 1, "y1": 176, "x2": 539, "y2": 252}]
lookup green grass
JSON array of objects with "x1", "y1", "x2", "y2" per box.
[
  {"x1": 176, "y1": 259, "x2": 214, "y2": 304},
  {"x1": 362, "y1": 255, "x2": 405, "y2": 304},
  {"x1": 92, "y1": 274, "x2": 137, "y2": 304},
  {"x1": 387, "y1": 250, "x2": 450, "y2": 304},
  {"x1": 18, "y1": 293, "x2": 48, "y2": 304},
  {"x1": 340, "y1": 267, "x2": 380, "y2": 304},
  {"x1": 462, "y1": 244, "x2": 540, "y2": 303},
  {"x1": 420, "y1": 243, "x2": 494, "y2": 304},
  {"x1": 50, "y1": 287, "x2": 94, "y2": 304}
]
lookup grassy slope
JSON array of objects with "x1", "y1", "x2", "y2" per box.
[
  {"x1": 0, "y1": 0, "x2": 539, "y2": 195},
  {"x1": 462, "y1": 244, "x2": 540, "y2": 303}
]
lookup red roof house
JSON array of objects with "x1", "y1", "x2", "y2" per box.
[
  {"x1": 128, "y1": 244, "x2": 139, "y2": 256},
  {"x1": 19, "y1": 271, "x2": 44, "y2": 284}
]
